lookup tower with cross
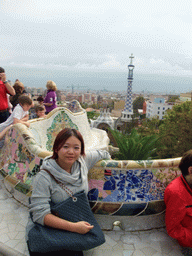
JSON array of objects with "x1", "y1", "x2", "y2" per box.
[{"x1": 121, "y1": 54, "x2": 135, "y2": 122}]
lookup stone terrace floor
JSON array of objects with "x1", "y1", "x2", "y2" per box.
[{"x1": 0, "y1": 177, "x2": 183, "y2": 256}]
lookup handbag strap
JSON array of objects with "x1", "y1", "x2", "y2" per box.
[{"x1": 42, "y1": 169, "x2": 77, "y2": 202}]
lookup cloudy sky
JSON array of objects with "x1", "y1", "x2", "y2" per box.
[{"x1": 1, "y1": 0, "x2": 192, "y2": 78}]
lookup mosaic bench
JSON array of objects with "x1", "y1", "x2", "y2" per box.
[{"x1": 0, "y1": 100, "x2": 182, "y2": 230}]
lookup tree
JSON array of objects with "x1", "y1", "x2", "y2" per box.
[
  {"x1": 110, "y1": 128, "x2": 160, "y2": 160},
  {"x1": 133, "y1": 96, "x2": 145, "y2": 114},
  {"x1": 107, "y1": 100, "x2": 114, "y2": 111},
  {"x1": 167, "y1": 95, "x2": 179, "y2": 103},
  {"x1": 157, "y1": 101, "x2": 192, "y2": 158},
  {"x1": 80, "y1": 102, "x2": 88, "y2": 109},
  {"x1": 137, "y1": 117, "x2": 162, "y2": 137},
  {"x1": 86, "y1": 111, "x2": 100, "y2": 122}
]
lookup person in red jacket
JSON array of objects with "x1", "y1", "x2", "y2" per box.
[
  {"x1": 164, "y1": 150, "x2": 192, "y2": 256},
  {"x1": 0, "y1": 67, "x2": 15, "y2": 123}
]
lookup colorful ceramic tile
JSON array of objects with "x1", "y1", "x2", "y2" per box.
[
  {"x1": 15, "y1": 182, "x2": 31, "y2": 194},
  {"x1": 46, "y1": 111, "x2": 78, "y2": 151},
  {"x1": 0, "y1": 105, "x2": 184, "y2": 217},
  {"x1": 106, "y1": 161, "x2": 119, "y2": 168},
  {"x1": 0, "y1": 169, "x2": 7, "y2": 178}
]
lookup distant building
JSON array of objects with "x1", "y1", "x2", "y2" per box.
[
  {"x1": 114, "y1": 100, "x2": 125, "y2": 111},
  {"x1": 121, "y1": 54, "x2": 134, "y2": 122},
  {"x1": 66, "y1": 93, "x2": 97, "y2": 105},
  {"x1": 56, "y1": 90, "x2": 66, "y2": 102},
  {"x1": 146, "y1": 97, "x2": 173, "y2": 120},
  {"x1": 115, "y1": 54, "x2": 135, "y2": 132},
  {"x1": 78, "y1": 94, "x2": 84, "y2": 103},
  {"x1": 65, "y1": 93, "x2": 79, "y2": 102},
  {"x1": 111, "y1": 99, "x2": 125, "y2": 117},
  {"x1": 91, "y1": 94, "x2": 97, "y2": 104},
  {"x1": 180, "y1": 92, "x2": 192, "y2": 102},
  {"x1": 90, "y1": 108, "x2": 114, "y2": 130}
]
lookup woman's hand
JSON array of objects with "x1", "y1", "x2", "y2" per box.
[
  {"x1": 44, "y1": 214, "x2": 94, "y2": 234},
  {"x1": 44, "y1": 102, "x2": 53, "y2": 106},
  {"x1": 0, "y1": 73, "x2": 6, "y2": 82},
  {"x1": 73, "y1": 221, "x2": 94, "y2": 234}
]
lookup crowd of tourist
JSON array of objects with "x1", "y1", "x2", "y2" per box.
[{"x1": 0, "y1": 66, "x2": 58, "y2": 145}]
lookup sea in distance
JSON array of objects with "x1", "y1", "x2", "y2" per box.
[{"x1": 3, "y1": 65, "x2": 192, "y2": 94}]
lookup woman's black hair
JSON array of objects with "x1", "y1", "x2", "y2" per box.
[{"x1": 52, "y1": 128, "x2": 85, "y2": 159}]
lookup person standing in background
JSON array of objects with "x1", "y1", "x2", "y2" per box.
[
  {"x1": 0, "y1": 95, "x2": 33, "y2": 148},
  {"x1": 0, "y1": 67, "x2": 15, "y2": 123},
  {"x1": 44, "y1": 80, "x2": 57, "y2": 114},
  {"x1": 35, "y1": 105, "x2": 46, "y2": 118},
  {"x1": 9, "y1": 81, "x2": 25, "y2": 109},
  {"x1": 36, "y1": 95, "x2": 44, "y2": 106},
  {"x1": 7, "y1": 94, "x2": 13, "y2": 114}
]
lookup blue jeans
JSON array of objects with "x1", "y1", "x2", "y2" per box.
[
  {"x1": 182, "y1": 247, "x2": 192, "y2": 256},
  {"x1": 0, "y1": 109, "x2": 10, "y2": 124},
  {"x1": 27, "y1": 241, "x2": 84, "y2": 256}
]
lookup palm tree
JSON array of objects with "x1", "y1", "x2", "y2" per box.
[{"x1": 110, "y1": 128, "x2": 160, "y2": 160}]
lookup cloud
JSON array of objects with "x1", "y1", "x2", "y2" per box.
[
  {"x1": 74, "y1": 63, "x2": 96, "y2": 69},
  {"x1": 148, "y1": 58, "x2": 184, "y2": 73},
  {"x1": 98, "y1": 55, "x2": 123, "y2": 70},
  {"x1": 5, "y1": 55, "x2": 191, "y2": 78}
]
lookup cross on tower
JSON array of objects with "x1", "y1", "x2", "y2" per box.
[{"x1": 129, "y1": 53, "x2": 134, "y2": 65}]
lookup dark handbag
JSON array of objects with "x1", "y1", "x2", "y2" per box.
[{"x1": 28, "y1": 171, "x2": 105, "y2": 253}]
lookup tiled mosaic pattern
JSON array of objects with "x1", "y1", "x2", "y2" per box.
[
  {"x1": 0, "y1": 157, "x2": 181, "y2": 216},
  {"x1": 29, "y1": 105, "x2": 109, "y2": 152},
  {"x1": 124, "y1": 80, "x2": 133, "y2": 113},
  {"x1": 86, "y1": 165, "x2": 181, "y2": 216},
  {"x1": 88, "y1": 169, "x2": 165, "y2": 202},
  {"x1": 0, "y1": 104, "x2": 182, "y2": 216},
  {"x1": 65, "y1": 100, "x2": 83, "y2": 113},
  {"x1": 0, "y1": 128, "x2": 42, "y2": 191},
  {"x1": 46, "y1": 111, "x2": 78, "y2": 151}
]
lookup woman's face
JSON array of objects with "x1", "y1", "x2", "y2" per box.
[{"x1": 57, "y1": 136, "x2": 81, "y2": 168}]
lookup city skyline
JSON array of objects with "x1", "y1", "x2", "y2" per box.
[{"x1": 3, "y1": 65, "x2": 192, "y2": 95}]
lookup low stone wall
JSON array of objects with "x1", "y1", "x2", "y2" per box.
[
  {"x1": 1, "y1": 156, "x2": 181, "y2": 230},
  {"x1": 1, "y1": 154, "x2": 181, "y2": 210}
]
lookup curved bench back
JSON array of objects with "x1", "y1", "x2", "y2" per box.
[{"x1": 0, "y1": 102, "x2": 181, "y2": 217}]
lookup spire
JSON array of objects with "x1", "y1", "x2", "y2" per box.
[{"x1": 121, "y1": 54, "x2": 135, "y2": 122}]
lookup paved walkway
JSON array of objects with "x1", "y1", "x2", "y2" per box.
[{"x1": 0, "y1": 177, "x2": 183, "y2": 256}]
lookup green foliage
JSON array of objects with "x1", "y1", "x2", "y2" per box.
[
  {"x1": 86, "y1": 111, "x2": 100, "y2": 121},
  {"x1": 80, "y1": 102, "x2": 88, "y2": 109},
  {"x1": 133, "y1": 96, "x2": 145, "y2": 114},
  {"x1": 167, "y1": 95, "x2": 179, "y2": 102},
  {"x1": 123, "y1": 117, "x2": 138, "y2": 134},
  {"x1": 106, "y1": 100, "x2": 114, "y2": 110},
  {"x1": 158, "y1": 101, "x2": 192, "y2": 158},
  {"x1": 110, "y1": 128, "x2": 160, "y2": 160},
  {"x1": 137, "y1": 117, "x2": 162, "y2": 137},
  {"x1": 90, "y1": 103, "x2": 103, "y2": 109}
]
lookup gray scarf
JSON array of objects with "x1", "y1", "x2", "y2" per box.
[{"x1": 40, "y1": 156, "x2": 86, "y2": 187}]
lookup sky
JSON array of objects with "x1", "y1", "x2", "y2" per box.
[{"x1": 1, "y1": 0, "x2": 192, "y2": 83}]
